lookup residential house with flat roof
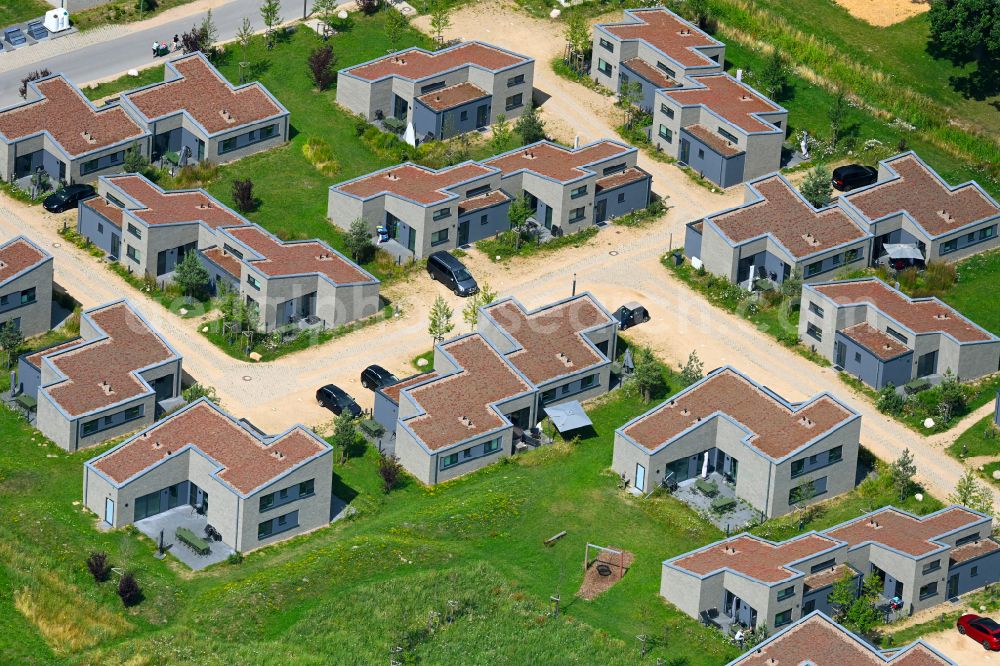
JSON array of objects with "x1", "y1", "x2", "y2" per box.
[
  {"x1": 612, "y1": 366, "x2": 860, "y2": 517},
  {"x1": 727, "y1": 611, "x2": 956, "y2": 665},
  {"x1": 0, "y1": 236, "x2": 53, "y2": 337},
  {"x1": 801, "y1": 278, "x2": 1000, "y2": 388},
  {"x1": 337, "y1": 41, "x2": 534, "y2": 141},
  {"x1": 374, "y1": 293, "x2": 617, "y2": 484},
  {"x1": 841, "y1": 152, "x2": 1000, "y2": 264},
  {"x1": 591, "y1": 8, "x2": 724, "y2": 108},
  {"x1": 329, "y1": 140, "x2": 651, "y2": 258},
  {"x1": 686, "y1": 174, "x2": 870, "y2": 287},
  {"x1": 482, "y1": 139, "x2": 652, "y2": 232},
  {"x1": 84, "y1": 399, "x2": 332, "y2": 554},
  {"x1": 652, "y1": 73, "x2": 787, "y2": 188},
  {"x1": 78, "y1": 174, "x2": 380, "y2": 332},
  {"x1": 661, "y1": 505, "x2": 999, "y2": 632},
  {"x1": 119, "y1": 52, "x2": 289, "y2": 164},
  {"x1": 18, "y1": 300, "x2": 182, "y2": 451},
  {"x1": 0, "y1": 74, "x2": 149, "y2": 185}
]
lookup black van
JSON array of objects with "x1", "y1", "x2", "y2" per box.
[{"x1": 427, "y1": 251, "x2": 479, "y2": 296}]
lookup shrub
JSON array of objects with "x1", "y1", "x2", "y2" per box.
[
  {"x1": 117, "y1": 572, "x2": 142, "y2": 607},
  {"x1": 378, "y1": 453, "x2": 404, "y2": 493},
  {"x1": 231, "y1": 178, "x2": 256, "y2": 214},
  {"x1": 356, "y1": 0, "x2": 379, "y2": 15},
  {"x1": 86, "y1": 552, "x2": 111, "y2": 582},
  {"x1": 876, "y1": 384, "x2": 905, "y2": 415},
  {"x1": 227, "y1": 552, "x2": 245, "y2": 565},
  {"x1": 303, "y1": 138, "x2": 341, "y2": 177},
  {"x1": 307, "y1": 44, "x2": 337, "y2": 90}
]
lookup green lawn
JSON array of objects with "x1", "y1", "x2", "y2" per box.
[
  {"x1": 942, "y1": 249, "x2": 1000, "y2": 336},
  {"x1": 0, "y1": 0, "x2": 49, "y2": 26},
  {"x1": 86, "y1": 66, "x2": 165, "y2": 103}
]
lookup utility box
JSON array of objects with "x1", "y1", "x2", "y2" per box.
[{"x1": 44, "y1": 8, "x2": 70, "y2": 34}]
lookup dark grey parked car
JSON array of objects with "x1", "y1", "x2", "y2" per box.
[
  {"x1": 427, "y1": 251, "x2": 478, "y2": 296},
  {"x1": 316, "y1": 384, "x2": 362, "y2": 417},
  {"x1": 832, "y1": 164, "x2": 878, "y2": 192},
  {"x1": 361, "y1": 364, "x2": 398, "y2": 390}
]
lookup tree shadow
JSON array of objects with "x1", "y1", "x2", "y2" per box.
[{"x1": 948, "y1": 65, "x2": 1000, "y2": 101}]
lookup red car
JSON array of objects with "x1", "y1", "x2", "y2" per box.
[{"x1": 957, "y1": 614, "x2": 1000, "y2": 651}]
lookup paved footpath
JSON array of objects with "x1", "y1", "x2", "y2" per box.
[{"x1": 0, "y1": 0, "x2": 304, "y2": 105}]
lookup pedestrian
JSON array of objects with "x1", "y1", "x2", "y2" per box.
[
  {"x1": 152, "y1": 40, "x2": 159, "y2": 57},
  {"x1": 173, "y1": 34, "x2": 179, "y2": 51}
]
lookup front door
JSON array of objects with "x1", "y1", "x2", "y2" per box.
[
  {"x1": 635, "y1": 463, "x2": 646, "y2": 491},
  {"x1": 948, "y1": 574, "x2": 959, "y2": 599},
  {"x1": 111, "y1": 234, "x2": 121, "y2": 260},
  {"x1": 458, "y1": 220, "x2": 469, "y2": 246},
  {"x1": 475, "y1": 104, "x2": 489, "y2": 128},
  {"x1": 679, "y1": 138, "x2": 690, "y2": 164},
  {"x1": 104, "y1": 498, "x2": 115, "y2": 525},
  {"x1": 544, "y1": 205, "x2": 553, "y2": 229},
  {"x1": 835, "y1": 341, "x2": 847, "y2": 368},
  {"x1": 393, "y1": 94, "x2": 409, "y2": 121},
  {"x1": 196, "y1": 139, "x2": 205, "y2": 162},
  {"x1": 595, "y1": 198, "x2": 608, "y2": 223}
]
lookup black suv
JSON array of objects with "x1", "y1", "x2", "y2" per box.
[
  {"x1": 613, "y1": 302, "x2": 650, "y2": 330},
  {"x1": 831, "y1": 164, "x2": 878, "y2": 192},
  {"x1": 361, "y1": 364, "x2": 398, "y2": 390},
  {"x1": 316, "y1": 384, "x2": 362, "y2": 417},
  {"x1": 43, "y1": 184, "x2": 96, "y2": 213},
  {"x1": 427, "y1": 251, "x2": 478, "y2": 296}
]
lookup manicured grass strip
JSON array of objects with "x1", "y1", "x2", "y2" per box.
[
  {"x1": 943, "y1": 249, "x2": 1000, "y2": 337},
  {"x1": 0, "y1": 0, "x2": 49, "y2": 27},
  {"x1": 949, "y1": 415, "x2": 1000, "y2": 460}
]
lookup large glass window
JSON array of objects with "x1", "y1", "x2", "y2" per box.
[
  {"x1": 774, "y1": 610, "x2": 793, "y2": 627},
  {"x1": 599, "y1": 38, "x2": 614, "y2": 52},
  {"x1": 658, "y1": 125, "x2": 673, "y2": 143},
  {"x1": 919, "y1": 582, "x2": 938, "y2": 600},
  {"x1": 505, "y1": 94, "x2": 523, "y2": 111},
  {"x1": 597, "y1": 59, "x2": 612, "y2": 76},
  {"x1": 568, "y1": 207, "x2": 585, "y2": 223},
  {"x1": 776, "y1": 586, "x2": 795, "y2": 601},
  {"x1": 431, "y1": 229, "x2": 449, "y2": 246}
]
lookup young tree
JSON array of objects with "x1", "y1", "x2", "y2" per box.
[
  {"x1": 86, "y1": 551, "x2": 112, "y2": 582},
  {"x1": 514, "y1": 104, "x2": 546, "y2": 144},
  {"x1": 679, "y1": 350, "x2": 704, "y2": 386},
  {"x1": 632, "y1": 345, "x2": 665, "y2": 402},
  {"x1": 799, "y1": 164, "x2": 833, "y2": 208},
  {"x1": 232, "y1": 178, "x2": 256, "y2": 213},
  {"x1": 182, "y1": 382, "x2": 220, "y2": 404},
  {"x1": 686, "y1": 0, "x2": 711, "y2": 30},
  {"x1": 0, "y1": 321, "x2": 24, "y2": 368},
  {"x1": 181, "y1": 24, "x2": 206, "y2": 55},
  {"x1": 313, "y1": 0, "x2": 336, "y2": 26},
  {"x1": 618, "y1": 80, "x2": 643, "y2": 127},
  {"x1": 345, "y1": 218, "x2": 374, "y2": 262},
  {"x1": 174, "y1": 250, "x2": 209, "y2": 298},
  {"x1": 828, "y1": 88, "x2": 847, "y2": 148},
  {"x1": 117, "y1": 572, "x2": 142, "y2": 607},
  {"x1": 928, "y1": 0, "x2": 999, "y2": 97},
  {"x1": 461, "y1": 282, "x2": 498, "y2": 330},
  {"x1": 757, "y1": 48, "x2": 789, "y2": 101},
  {"x1": 332, "y1": 409, "x2": 357, "y2": 464},
  {"x1": 199, "y1": 9, "x2": 219, "y2": 58},
  {"x1": 429, "y1": 0, "x2": 452, "y2": 45},
  {"x1": 428, "y1": 295, "x2": 454, "y2": 343},
  {"x1": 828, "y1": 571, "x2": 857, "y2": 620},
  {"x1": 950, "y1": 469, "x2": 994, "y2": 515},
  {"x1": 564, "y1": 12, "x2": 590, "y2": 57},
  {"x1": 889, "y1": 448, "x2": 917, "y2": 501},
  {"x1": 218, "y1": 283, "x2": 238, "y2": 327},
  {"x1": 489, "y1": 114, "x2": 513, "y2": 154},
  {"x1": 356, "y1": 0, "x2": 379, "y2": 15},
  {"x1": 260, "y1": 0, "x2": 282, "y2": 48},
  {"x1": 18, "y1": 69, "x2": 51, "y2": 100},
  {"x1": 123, "y1": 141, "x2": 148, "y2": 174},
  {"x1": 779, "y1": 268, "x2": 803, "y2": 305},
  {"x1": 236, "y1": 16, "x2": 254, "y2": 84},
  {"x1": 844, "y1": 572, "x2": 882, "y2": 637},
  {"x1": 308, "y1": 44, "x2": 337, "y2": 90},
  {"x1": 242, "y1": 299, "x2": 261, "y2": 333},
  {"x1": 377, "y1": 453, "x2": 404, "y2": 492},
  {"x1": 384, "y1": 7, "x2": 409, "y2": 52}
]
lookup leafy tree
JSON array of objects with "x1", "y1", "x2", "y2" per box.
[
  {"x1": 308, "y1": 44, "x2": 337, "y2": 90},
  {"x1": 181, "y1": 24, "x2": 206, "y2": 55},
  {"x1": 260, "y1": 0, "x2": 282, "y2": 48},
  {"x1": 123, "y1": 141, "x2": 148, "y2": 173},
  {"x1": 345, "y1": 218, "x2": 374, "y2": 262},
  {"x1": 632, "y1": 345, "x2": 665, "y2": 402},
  {"x1": 844, "y1": 573, "x2": 883, "y2": 637},
  {"x1": 928, "y1": 0, "x2": 1000, "y2": 99},
  {"x1": 356, "y1": 0, "x2": 380, "y2": 15},
  {"x1": 86, "y1": 551, "x2": 111, "y2": 582},
  {"x1": 174, "y1": 250, "x2": 209, "y2": 298},
  {"x1": 618, "y1": 80, "x2": 643, "y2": 127},
  {"x1": 462, "y1": 282, "x2": 498, "y2": 330},
  {"x1": 876, "y1": 384, "x2": 905, "y2": 415},
  {"x1": 829, "y1": 571, "x2": 857, "y2": 620},
  {"x1": 236, "y1": 17, "x2": 254, "y2": 84},
  {"x1": 789, "y1": 477, "x2": 816, "y2": 505},
  {"x1": 686, "y1": 0, "x2": 711, "y2": 29},
  {"x1": 937, "y1": 369, "x2": 967, "y2": 419},
  {"x1": 117, "y1": 572, "x2": 142, "y2": 607},
  {"x1": 428, "y1": 295, "x2": 454, "y2": 343},
  {"x1": 232, "y1": 178, "x2": 256, "y2": 213},
  {"x1": 757, "y1": 48, "x2": 790, "y2": 101},
  {"x1": 780, "y1": 268, "x2": 803, "y2": 305},
  {"x1": 218, "y1": 283, "x2": 238, "y2": 327},
  {"x1": 313, "y1": 0, "x2": 336, "y2": 26},
  {"x1": 0, "y1": 321, "x2": 24, "y2": 368},
  {"x1": 679, "y1": 350, "x2": 704, "y2": 386},
  {"x1": 242, "y1": 299, "x2": 261, "y2": 333},
  {"x1": 332, "y1": 409, "x2": 357, "y2": 464},
  {"x1": 514, "y1": 104, "x2": 546, "y2": 144},
  {"x1": 429, "y1": 1, "x2": 452, "y2": 44},
  {"x1": 384, "y1": 7, "x2": 409, "y2": 52},
  {"x1": 950, "y1": 469, "x2": 994, "y2": 515},
  {"x1": 889, "y1": 448, "x2": 917, "y2": 501},
  {"x1": 800, "y1": 164, "x2": 833, "y2": 208},
  {"x1": 182, "y1": 382, "x2": 220, "y2": 404},
  {"x1": 506, "y1": 194, "x2": 533, "y2": 249},
  {"x1": 378, "y1": 453, "x2": 404, "y2": 492},
  {"x1": 199, "y1": 9, "x2": 219, "y2": 58},
  {"x1": 565, "y1": 13, "x2": 590, "y2": 56},
  {"x1": 489, "y1": 114, "x2": 513, "y2": 154},
  {"x1": 18, "y1": 69, "x2": 51, "y2": 100},
  {"x1": 828, "y1": 88, "x2": 847, "y2": 148}
]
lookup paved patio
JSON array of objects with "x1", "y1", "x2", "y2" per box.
[
  {"x1": 135, "y1": 506, "x2": 234, "y2": 570},
  {"x1": 673, "y1": 472, "x2": 757, "y2": 532}
]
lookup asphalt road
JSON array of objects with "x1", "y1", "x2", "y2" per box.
[{"x1": 0, "y1": 0, "x2": 305, "y2": 105}]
